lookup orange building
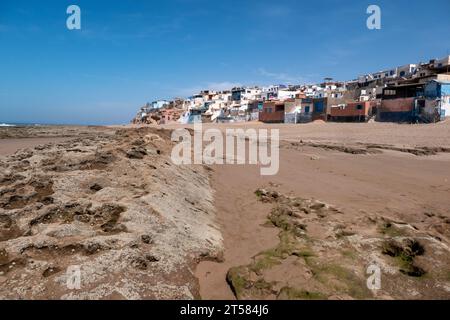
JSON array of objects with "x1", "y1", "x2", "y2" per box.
[
  {"x1": 259, "y1": 101, "x2": 285, "y2": 123},
  {"x1": 329, "y1": 101, "x2": 374, "y2": 122}
]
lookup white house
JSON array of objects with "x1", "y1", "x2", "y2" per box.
[
  {"x1": 242, "y1": 87, "x2": 262, "y2": 101},
  {"x1": 397, "y1": 64, "x2": 417, "y2": 78},
  {"x1": 433, "y1": 55, "x2": 450, "y2": 69},
  {"x1": 278, "y1": 89, "x2": 300, "y2": 100}
]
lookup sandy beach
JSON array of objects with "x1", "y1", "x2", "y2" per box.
[
  {"x1": 1, "y1": 122, "x2": 450, "y2": 299},
  {"x1": 0, "y1": 137, "x2": 70, "y2": 156},
  {"x1": 193, "y1": 121, "x2": 450, "y2": 299}
]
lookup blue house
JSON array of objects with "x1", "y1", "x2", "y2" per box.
[
  {"x1": 312, "y1": 97, "x2": 327, "y2": 121},
  {"x1": 424, "y1": 80, "x2": 450, "y2": 120},
  {"x1": 231, "y1": 87, "x2": 245, "y2": 101}
]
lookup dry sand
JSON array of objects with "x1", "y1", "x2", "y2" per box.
[
  {"x1": 1, "y1": 121, "x2": 450, "y2": 300},
  {"x1": 0, "y1": 138, "x2": 70, "y2": 156},
  {"x1": 195, "y1": 121, "x2": 450, "y2": 300}
]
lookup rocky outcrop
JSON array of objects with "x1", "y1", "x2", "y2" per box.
[
  {"x1": 131, "y1": 101, "x2": 184, "y2": 125},
  {"x1": 226, "y1": 188, "x2": 450, "y2": 300},
  {"x1": 0, "y1": 127, "x2": 222, "y2": 299}
]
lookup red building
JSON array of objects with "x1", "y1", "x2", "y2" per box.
[
  {"x1": 329, "y1": 101, "x2": 376, "y2": 122},
  {"x1": 259, "y1": 101, "x2": 285, "y2": 123}
]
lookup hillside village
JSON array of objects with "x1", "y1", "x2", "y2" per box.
[{"x1": 132, "y1": 55, "x2": 450, "y2": 125}]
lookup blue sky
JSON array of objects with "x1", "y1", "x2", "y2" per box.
[{"x1": 1, "y1": 0, "x2": 449, "y2": 125}]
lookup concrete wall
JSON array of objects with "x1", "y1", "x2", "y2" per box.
[
  {"x1": 330, "y1": 101, "x2": 371, "y2": 117},
  {"x1": 441, "y1": 84, "x2": 450, "y2": 118},
  {"x1": 284, "y1": 99, "x2": 302, "y2": 113},
  {"x1": 380, "y1": 97, "x2": 415, "y2": 113},
  {"x1": 442, "y1": 99, "x2": 450, "y2": 118},
  {"x1": 378, "y1": 97, "x2": 415, "y2": 122},
  {"x1": 259, "y1": 111, "x2": 284, "y2": 123}
]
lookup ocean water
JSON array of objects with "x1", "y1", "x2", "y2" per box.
[{"x1": 0, "y1": 123, "x2": 44, "y2": 127}]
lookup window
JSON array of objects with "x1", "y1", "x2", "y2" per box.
[
  {"x1": 390, "y1": 70, "x2": 395, "y2": 76},
  {"x1": 356, "y1": 105, "x2": 363, "y2": 110},
  {"x1": 400, "y1": 71, "x2": 406, "y2": 77},
  {"x1": 385, "y1": 90, "x2": 396, "y2": 96},
  {"x1": 304, "y1": 106, "x2": 310, "y2": 113}
]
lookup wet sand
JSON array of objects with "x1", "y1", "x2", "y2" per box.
[{"x1": 195, "y1": 164, "x2": 279, "y2": 300}]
